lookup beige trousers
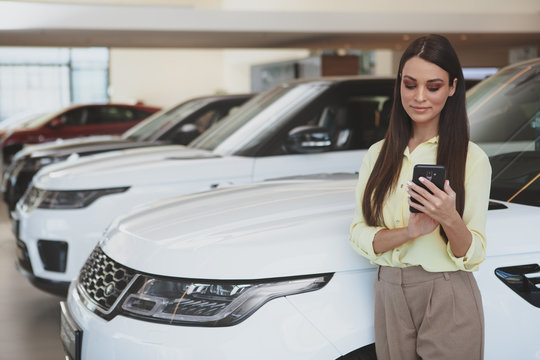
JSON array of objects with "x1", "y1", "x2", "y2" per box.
[{"x1": 374, "y1": 266, "x2": 484, "y2": 360}]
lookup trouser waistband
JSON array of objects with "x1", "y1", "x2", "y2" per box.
[{"x1": 377, "y1": 265, "x2": 453, "y2": 285}]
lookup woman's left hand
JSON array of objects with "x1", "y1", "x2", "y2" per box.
[{"x1": 407, "y1": 178, "x2": 458, "y2": 226}]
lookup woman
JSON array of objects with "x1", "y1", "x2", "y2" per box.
[{"x1": 349, "y1": 34, "x2": 491, "y2": 360}]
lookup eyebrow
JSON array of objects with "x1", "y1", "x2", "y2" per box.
[{"x1": 403, "y1": 75, "x2": 445, "y2": 83}]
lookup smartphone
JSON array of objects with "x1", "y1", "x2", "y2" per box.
[{"x1": 409, "y1": 164, "x2": 446, "y2": 213}]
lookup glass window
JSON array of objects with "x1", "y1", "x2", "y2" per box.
[
  {"x1": 124, "y1": 99, "x2": 209, "y2": 141},
  {"x1": 193, "y1": 109, "x2": 219, "y2": 133},
  {"x1": 0, "y1": 64, "x2": 70, "y2": 121},
  {"x1": 83, "y1": 106, "x2": 132, "y2": 125},
  {"x1": 60, "y1": 108, "x2": 86, "y2": 126},
  {"x1": 70, "y1": 48, "x2": 109, "y2": 104},
  {"x1": 315, "y1": 95, "x2": 392, "y2": 151},
  {"x1": 0, "y1": 47, "x2": 109, "y2": 122}
]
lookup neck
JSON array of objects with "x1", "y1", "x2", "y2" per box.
[
  {"x1": 411, "y1": 122, "x2": 438, "y2": 143},
  {"x1": 408, "y1": 122, "x2": 438, "y2": 153}
]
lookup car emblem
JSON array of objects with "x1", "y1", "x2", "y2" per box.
[{"x1": 105, "y1": 283, "x2": 115, "y2": 297}]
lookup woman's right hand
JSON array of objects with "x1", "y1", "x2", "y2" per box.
[{"x1": 408, "y1": 212, "x2": 439, "y2": 238}]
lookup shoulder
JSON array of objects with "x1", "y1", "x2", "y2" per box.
[
  {"x1": 466, "y1": 141, "x2": 492, "y2": 175},
  {"x1": 467, "y1": 141, "x2": 490, "y2": 163},
  {"x1": 358, "y1": 139, "x2": 385, "y2": 173},
  {"x1": 367, "y1": 139, "x2": 385, "y2": 157}
]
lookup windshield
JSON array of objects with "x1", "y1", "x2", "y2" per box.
[
  {"x1": 190, "y1": 82, "x2": 330, "y2": 154},
  {"x1": 468, "y1": 59, "x2": 540, "y2": 207},
  {"x1": 122, "y1": 98, "x2": 209, "y2": 141}
]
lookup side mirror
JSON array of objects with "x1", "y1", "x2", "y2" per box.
[
  {"x1": 172, "y1": 123, "x2": 200, "y2": 145},
  {"x1": 48, "y1": 118, "x2": 63, "y2": 129},
  {"x1": 285, "y1": 125, "x2": 332, "y2": 154}
]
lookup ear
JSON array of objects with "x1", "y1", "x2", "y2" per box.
[{"x1": 449, "y1": 78, "x2": 457, "y2": 96}]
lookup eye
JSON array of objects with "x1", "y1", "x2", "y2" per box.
[
  {"x1": 427, "y1": 86, "x2": 441, "y2": 92},
  {"x1": 403, "y1": 80, "x2": 416, "y2": 89}
]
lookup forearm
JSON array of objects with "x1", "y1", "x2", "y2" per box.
[
  {"x1": 441, "y1": 212, "x2": 472, "y2": 258},
  {"x1": 373, "y1": 227, "x2": 413, "y2": 254}
]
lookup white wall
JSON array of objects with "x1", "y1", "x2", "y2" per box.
[
  {"x1": 109, "y1": 48, "x2": 224, "y2": 108},
  {"x1": 109, "y1": 48, "x2": 312, "y2": 107}
]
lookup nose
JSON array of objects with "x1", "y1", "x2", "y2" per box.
[{"x1": 415, "y1": 86, "x2": 426, "y2": 102}]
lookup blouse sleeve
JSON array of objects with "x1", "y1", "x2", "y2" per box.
[
  {"x1": 446, "y1": 143, "x2": 492, "y2": 271},
  {"x1": 349, "y1": 142, "x2": 386, "y2": 261}
]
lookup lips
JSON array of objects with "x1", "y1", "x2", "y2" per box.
[{"x1": 411, "y1": 106, "x2": 430, "y2": 113}]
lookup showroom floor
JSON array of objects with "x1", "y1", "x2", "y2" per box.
[{"x1": 0, "y1": 202, "x2": 64, "y2": 360}]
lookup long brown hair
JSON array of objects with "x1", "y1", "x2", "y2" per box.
[{"x1": 362, "y1": 34, "x2": 469, "y2": 234}]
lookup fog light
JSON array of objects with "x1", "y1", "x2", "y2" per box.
[{"x1": 37, "y1": 240, "x2": 68, "y2": 272}]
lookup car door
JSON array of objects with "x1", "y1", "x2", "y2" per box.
[{"x1": 252, "y1": 81, "x2": 394, "y2": 181}]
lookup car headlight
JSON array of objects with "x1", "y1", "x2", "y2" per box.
[
  {"x1": 36, "y1": 187, "x2": 130, "y2": 209},
  {"x1": 120, "y1": 274, "x2": 332, "y2": 327},
  {"x1": 20, "y1": 186, "x2": 129, "y2": 211}
]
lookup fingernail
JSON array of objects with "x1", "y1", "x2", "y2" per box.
[
  {"x1": 407, "y1": 181, "x2": 413, "y2": 186},
  {"x1": 419, "y1": 177, "x2": 425, "y2": 182}
]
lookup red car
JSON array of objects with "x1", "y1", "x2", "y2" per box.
[{"x1": 0, "y1": 103, "x2": 160, "y2": 165}]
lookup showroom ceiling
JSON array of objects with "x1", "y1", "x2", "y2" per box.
[{"x1": 0, "y1": 2, "x2": 539, "y2": 53}]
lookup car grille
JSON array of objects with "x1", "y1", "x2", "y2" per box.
[{"x1": 78, "y1": 246, "x2": 136, "y2": 313}]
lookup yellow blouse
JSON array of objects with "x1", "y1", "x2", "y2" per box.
[{"x1": 349, "y1": 137, "x2": 492, "y2": 272}]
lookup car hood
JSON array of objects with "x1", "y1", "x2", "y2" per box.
[
  {"x1": 13, "y1": 135, "x2": 119, "y2": 159},
  {"x1": 33, "y1": 145, "x2": 223, "y2": 189},
  {"x1": 102, "y1": 175, "x2": 371, "y2": 279},
  {"x1": 20, "y1": 138, "x2": 163, "y2": 160},
  {"x1": 101, "y1": 175, "x2": 540, "y2": 280}
]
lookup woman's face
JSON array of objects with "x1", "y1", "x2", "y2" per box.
[{"x1": 400, "y1": 56, "x2": 456, "y2": 128}]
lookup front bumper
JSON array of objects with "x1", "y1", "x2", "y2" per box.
[
  {"x1": 14, "y1": 218, "x2": 70, "y2": 296},
  {"x1": 64, "y1": 281, "x2": 344, "y2": 360},
  {"x1": 14, "y1": 206, "x2": 98, "y2": 286},
  {"x1": 13, "y1": 194, "x2": 135, "y2": 287},
  {"x1": 15, "y1": 254, "x2": 70, "y2": 297}
]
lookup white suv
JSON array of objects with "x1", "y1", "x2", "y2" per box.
[
  {"x1": 14, "y1": 77, "x2": 395, "y2": 295},
  {"x1": 63, "y1": 175, "x2": 540, "y2": 359},
  {"x1": 60, "y1": 58, "x2": 540, "y2": 359}
]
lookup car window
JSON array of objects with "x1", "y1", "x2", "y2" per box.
[
  {"x1": 60, "y1": 108, "x2": 86, "y2": 126},
  {"x1": 253, "y1": 81, "x2": 393, "y2": 156},
  {"x1": 192, "y1": 109, "x2": 219, "y2": 133},
  {"x1": 83, "y1": 106, "x2": 135, "y2": 125},
  {"x1": 468, "y1": 59, "x2": 540, "y2": 207},
  {"x1": 193, "y1": 80, "x2": 394, "y2": 156},
  {"x1": 125, "y1": 99, "x2": 209, "y2": 141},
  {"x1": 191, "y1": 82, "x2": 331, "y2": 153},
  {"x1": 131, "y1": 108, "x2": 156, "y2": 120},
  {"x1": 157, "y1": 109, "x2": 224, "y2": 145},
  {"x1": 314, "y1": 95, "x2": 391, "y2": 151}
]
